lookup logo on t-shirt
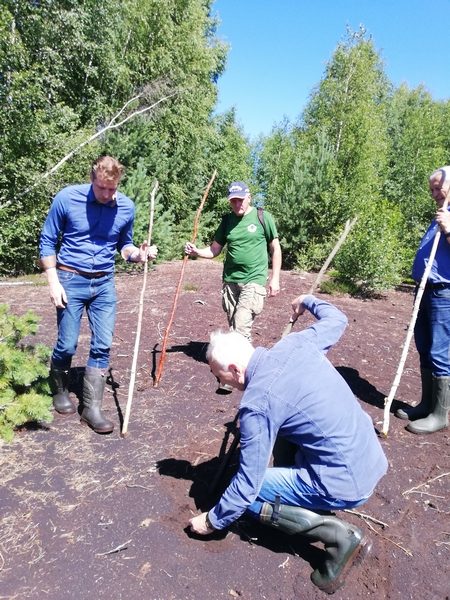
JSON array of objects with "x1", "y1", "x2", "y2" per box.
[{"x1": 247, "y1": 224, "x2": 257, "y2": 233}]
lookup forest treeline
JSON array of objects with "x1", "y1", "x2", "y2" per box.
[{"x1": 1, "y1": 1, "x2": 449, "y2": 293}]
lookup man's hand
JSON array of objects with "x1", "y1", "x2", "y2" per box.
[
  {"x1": 268, "y1": 276, "x2": 280, "y2": 297},
  {"x1": 43, "y1": 264, "x2": 67, "y2": 308},
  {"x1": 49, "y1": 279, "x2": 67, "y2": 308},
  {"x1": 146, "y1": 243, "x2": 158, "y2": 261},
  {"x1": 436, "y1": 207, "x2": 450, "y2": 234},
  {"x1": 188, "y1": 512, "x2": 214, "y2": 535},
  {"x1": 291, "y1": 294, "x2": 308, "y2": 320},
  {"x1": 137, "y1": 241, "x2": 158, "y2": 262},
  {"x1": 184, "y1": 242, "x2": 198, "y2": 257}
]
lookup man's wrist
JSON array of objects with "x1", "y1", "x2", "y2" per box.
[{"x1": 205, "y1": 512, "x2": 216, "y2": 530}]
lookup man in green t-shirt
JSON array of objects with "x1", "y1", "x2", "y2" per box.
[{"x1": 185, "y1": 181, "x2": 282, "y2": 341}]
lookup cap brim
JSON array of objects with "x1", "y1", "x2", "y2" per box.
[{"x1": 228, "y1": 194, "x2": 247, "y2": 200}]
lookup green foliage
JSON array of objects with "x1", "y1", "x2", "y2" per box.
[
  {"x1": 2, "y1": 9, "x2": 450, "y2": 294},
  {"x1": 334, "y1": 200, "x2": 405, "y2": 294},
  {"x1": 319, "y1": 275, "x2": 359, "y2": 297},
  {"x1": 383, "y1": 84, "x2": 449, "y2": 253},
  {"x1": 0, "y1": 304, "x2": 52, "y2": 442},
  {"x1": 257, "y1": 125, "x2": 342, "y2": 269},
  {"x1": 303, "y1": 27, "x2": 391, "y2": 204},
  {"x1": 257, "y1": 26, "x2": 450, "y2": 290},
  {"x1": 0, "y1": 0, "x2": 229, "y2": 275}
]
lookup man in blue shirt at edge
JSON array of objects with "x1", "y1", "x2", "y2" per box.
[
  {"x1": 396, "y1": 166, "x2": 450, "y2": 434},
  {"x1": 39, "y1": 156, "x2": 158, "y2": 434},
  {"x1": 189, "y1": 294, "x2": 388, "y2": 595}
]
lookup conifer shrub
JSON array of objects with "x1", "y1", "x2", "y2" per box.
[{"x1": 0, "y1": 304, "x2": 52, "y2": 442}]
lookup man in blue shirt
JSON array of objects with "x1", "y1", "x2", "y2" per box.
[
  {"x1": 396, "y1": 166, "x2": 450, "y2": 434},
  {"x1": 39, "y1": 156, "x2": 157, "y2": 433},
  {"x1": 189, "y1": 294, "x2": 388, "y2": 594}
]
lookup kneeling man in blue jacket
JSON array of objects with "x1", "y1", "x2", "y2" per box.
[{"x1": 189, "y1": 294, "x2": 388, "y2": 595}]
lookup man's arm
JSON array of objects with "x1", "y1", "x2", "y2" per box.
[
  {"x1": 291, "y1": 294, "x2": 348, "y2": 353},
  {"x1": 189, "y1": 408, "x2": 272, "y2": 534},
  {"x1": 39, "y1": 194, "x2": 68, "y2": 308},
  {"x1": 184, "y1": 240, "x2": 223, "y2": 259},
  {"x1": 40, "y1": 256, "x2": 67, "y2": 308},
  {"x1": 268, "y1": 238, "x2": 281, "y2": 296}
]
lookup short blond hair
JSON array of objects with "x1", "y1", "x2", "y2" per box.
[{"x1": 91, "y1": 156, "x2": 124, "y2": 181}]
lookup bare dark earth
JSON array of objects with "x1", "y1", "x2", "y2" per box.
[{"x1": 0, "y1": 260, "x2": 449, "y2": 600}]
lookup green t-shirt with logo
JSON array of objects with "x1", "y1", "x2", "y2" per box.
[{"x1": 214, "y1": 207, "x2": 278, "y2": 285}]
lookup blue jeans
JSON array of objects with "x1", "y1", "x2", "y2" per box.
[
  {"x1": 414, "y1": 285, "x2": 450, "y2": 377},
  {"x1": 246, "y1": 467, "x2": 368, "y2": 519},
  {"x1": 51, "y1": 271, "x2": 116, "y2": 370}
]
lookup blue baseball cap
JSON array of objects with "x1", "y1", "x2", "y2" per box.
[{"x1": 228, "y1": 181, "x2": 250, "y2": 200}]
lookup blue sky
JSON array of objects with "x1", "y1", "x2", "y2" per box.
[{"x1": 212, "y1": 0, "x2": 450, "y2": 139}]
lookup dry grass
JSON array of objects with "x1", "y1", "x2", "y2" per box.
[{"x1": 0, "y1": 512, "x2": 44, "y2": 566}]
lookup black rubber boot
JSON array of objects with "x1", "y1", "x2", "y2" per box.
[
  {"x1": 396, "y1": 368, "x2": 433, "y2": 420},
  {"x1": 81, "y1": 367, "x2": 114, "y2": 433},
  {"x1": 50, "y1": 363, "x2": 76, "y2": 414},
  {"x1": 406, "y1": 375, "x2": 450, "y2": 434},
  {"x1": 260, "y1": 502, "x2": 371, "y2": 595}
]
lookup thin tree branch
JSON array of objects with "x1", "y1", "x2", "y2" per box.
[{"x1": 2, "y1": 88, "x2": 179, "y2": 208}]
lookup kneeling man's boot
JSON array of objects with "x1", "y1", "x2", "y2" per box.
[
  {"x1": 50, "y1": 362, "x2": 76, "y2": 414},
  {"x1": 396, "y1": 368, "x2": 432, "y2": 421},
  {"x1": 406, "y1": 375, "x2": 450, "y2": 434},
  {"x1": 260, "y1": 502, "x2": 371, "y2": 595},
  {"x1": 81, "y1": 367, "x2": 114, "y2": 433}
]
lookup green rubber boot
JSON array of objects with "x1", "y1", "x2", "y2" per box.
[
  {"x1": 396, "y1": 368, "x2": 433, "y2": 421},
  {"x1": 81, "y1": 367, "x2": 114, "y2": 433},
  {"x1": 406, "y1": 376, "x2": 450, "y2": 434},
  {"x1": 260, "y1": 502, "x2": 371, "y2": 594},
  {"x1": 50, "y1": 362, "x2": 76, "y2": 414}
]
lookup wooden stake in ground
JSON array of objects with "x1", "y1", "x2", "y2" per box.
[
  {"x1": 121, "y1": 181, "x2": 159, "y2": 437},
  {"x1": 381, "y1": 201, "x2": 448, "y2": 436},
  {"x1": 281, "y1": 216, "x2": 358, "y2": 337},
  {"x1": 153, "y1": 170, "x2": 217, "y2": 387}
]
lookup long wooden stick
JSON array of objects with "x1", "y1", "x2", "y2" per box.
[
  {"x1": 282, "y1": 216, "x2": 358, "y2": 337},
  {"x1": 121, "y1": 181, "x2": 159, "y2": 437},
  {"x1": 381, "y1": 202, "x2": 448, "y2": 436},
  {"x1": 153, "y1": 170, "x2": 217, "y2": 387}
]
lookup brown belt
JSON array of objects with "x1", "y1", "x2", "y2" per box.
[{"x1": 57, "y1": 264, "x2": 109, "y2": 278}]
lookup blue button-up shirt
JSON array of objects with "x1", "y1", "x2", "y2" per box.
[
  {"x1": 209, "y1": 295, "x2": 388, "y2": 530},
  {"x1": 411, "y1": 212, "x2": 450, "y2": 283},
  {"x1": 39, "y1": 183, "x2": 135, "y2": 272}
]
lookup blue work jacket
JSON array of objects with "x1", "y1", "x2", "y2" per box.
[{"x1": 209, "y1": 295, "x2": 388, "y2": 530}]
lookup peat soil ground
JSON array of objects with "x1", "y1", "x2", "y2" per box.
[{"x1": 0, "y1": 260, "x2": 449, "y2": 600}]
